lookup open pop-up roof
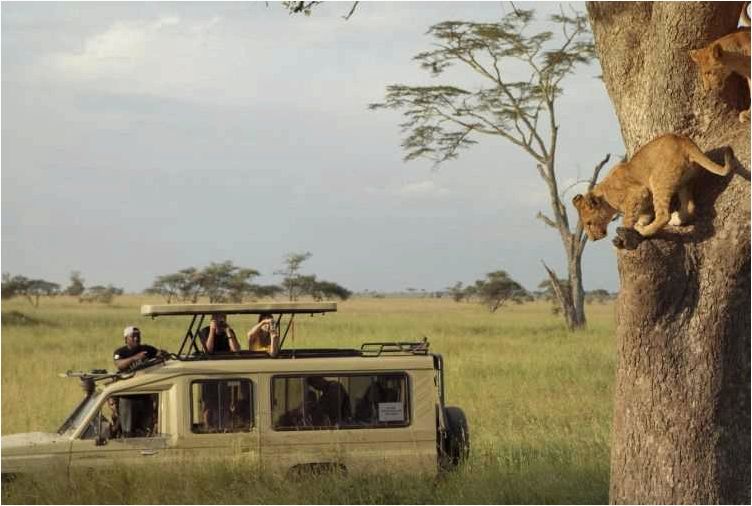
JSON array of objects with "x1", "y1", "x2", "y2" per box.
[
  {"x1": 141, "y1": 302, "x2": 337, "y2": 317},
  {"x1": 141, "y1": 302, "x2": 337, "y2": 357}
]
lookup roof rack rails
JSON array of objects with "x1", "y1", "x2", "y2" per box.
[{"x1": 360, "y1": 338, "x2": 430, "y2": 357}]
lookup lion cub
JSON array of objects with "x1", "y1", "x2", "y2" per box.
[
  {"x1": 689, "y1": 21, "x2": 751, "y2": 122},
  {"x1": 573, "y1": 134, "x2": 732, "y2": 241}
]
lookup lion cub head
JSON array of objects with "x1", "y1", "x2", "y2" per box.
[
  {"x1": 573, "y1": 193, "x2": 617, "y2": 241},
  {"x1": 689, "y1": 45, "x2": 730, "y2": 90}
]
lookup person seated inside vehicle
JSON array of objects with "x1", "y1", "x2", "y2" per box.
[
  {"x1": 277, "y1": 388, "x2": 318, "y2": 429},
  {"x1": 247, "y1": 313, "x2": 279, "y2": 355},
  {"x1": 106, "y1": 397, "x2": 123, "y2": 439},
  {"x1": 354, "y1": 380, "x2": 400, "y2": 424},
  {"x1": 199, "y1": 314, "x2": 240, "y2": 353},
  {"x1": 307, "y1": 376, "x2": 351, "y2": 427}
]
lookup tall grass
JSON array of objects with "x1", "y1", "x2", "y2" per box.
[{"x1": 1, "y1": 296, "x2": 615, "y2": 504}]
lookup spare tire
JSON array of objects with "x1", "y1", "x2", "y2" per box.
[{"x1": 441, "y1": 406, "x2": 470, "y2": 469}]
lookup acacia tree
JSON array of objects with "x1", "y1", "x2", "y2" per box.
[
  {"x1": 370, "y1": 8, "x2": 610, "y2": 330},
  {"x1": 276, "y1": 252, "x2": 313, "y2": 301},
  {"x1": 65, "y1": 271, "x2": 85, "y2": 298},
  {"x1": 1, "y1": 274, "x2": 60, "y2": 307},
  {"x1": 474, "y1": 270, "x2": 528, "y2": 312},
  {"x1": 586, "y1": 2, "x2": 750, "y2": 503}
]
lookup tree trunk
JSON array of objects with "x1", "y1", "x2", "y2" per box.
[
  {"x1": 587, "y1": 2, "x2": 750, "y2": 503},
  {"x1": 569, "y1": 250, "x2": 587, "y2": 328}
]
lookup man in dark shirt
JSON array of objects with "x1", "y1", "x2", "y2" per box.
[
  {"x1": 113, "y1": 326, "x2": 160, "y2": 371},
  {"x1": 112, "y1": 326, "x2": 161, "y2": 437},
  {"x1": 198, "y1": 314, "x2": 240, "y2": 353}
]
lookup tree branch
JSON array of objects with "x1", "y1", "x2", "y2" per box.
[
  {"x1": 536, "y1": 211, "x2": 558, "y2": 228},
  {"x1": 342, "y1": 1, "x2": 359, "y2": 20}
]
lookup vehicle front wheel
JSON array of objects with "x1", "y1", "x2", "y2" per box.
[{"x1": 441, "y1": 406, "x2": 469, "y2": 469}]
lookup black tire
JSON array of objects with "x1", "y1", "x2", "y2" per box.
[{"x1": 441, "y1": 406, "x2": 470, "y2": 469}]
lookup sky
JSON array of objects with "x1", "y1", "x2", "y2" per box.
[{"x1": 1, "y1": 1, "x2": 626, "y2": 294}]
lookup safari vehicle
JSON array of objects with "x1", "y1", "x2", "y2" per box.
[{"x1": 1, "y1": 303, "x2": 469, "y2": 478}]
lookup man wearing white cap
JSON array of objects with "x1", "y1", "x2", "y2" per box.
[
  {"x1": 112, "y1": 326, "x2": 161, "y2": 437},
  {"x1": 113, "y1": 326, "x2": 159, "y2": 371}
]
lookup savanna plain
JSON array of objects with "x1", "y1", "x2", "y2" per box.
[{"x1": 1, "y1": 296, "x2": 615, "y2": 504}]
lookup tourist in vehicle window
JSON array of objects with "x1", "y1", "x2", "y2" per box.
[
  {"x1": 81, "y1": 393, "x2": 159, "y2": 440},
  {"x1": 272, "y1": 374, "x2": 409, "y2": 430},
  {"x1": 191, "y1": 379, "x2": 253, "y2": 433}
]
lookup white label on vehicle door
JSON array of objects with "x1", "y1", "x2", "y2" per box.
[{"x1": 378, "y1": 402, "x2": 404, "y2": 422}]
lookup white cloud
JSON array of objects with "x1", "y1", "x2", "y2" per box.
[
  {"x1": 396, "y1": 180, "x2": 451, "y2": 199},
  {"x1": 38, "y1": 14, "x2": 269, "y2": 106}
]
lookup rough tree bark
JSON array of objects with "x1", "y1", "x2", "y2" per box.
[{"x1": 587, "y1": 2, "x2": 750, "y2": 504}]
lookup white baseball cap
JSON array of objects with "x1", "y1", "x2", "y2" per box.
[{"x1": 123, "y1": 326, "x2": 141, "y2": 338}]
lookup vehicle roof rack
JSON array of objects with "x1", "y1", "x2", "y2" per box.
[
  {"x1": 141, "y1": 302, "x2": 337, "y2": 317},
  {"x1": 360, "y1": 338, "x2": 430, "y2": 357}
]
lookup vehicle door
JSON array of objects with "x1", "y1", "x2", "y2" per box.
[
  {"x1": 174, "y1": 375, "x2": 260, "y2": 467},
  {"x1": 69, "y1": 389, "x2": 176, "y2": 469}
]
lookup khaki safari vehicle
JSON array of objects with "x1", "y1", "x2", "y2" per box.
[{"x1": 2, "y1": 303, "x2": 469, "y2": 478}]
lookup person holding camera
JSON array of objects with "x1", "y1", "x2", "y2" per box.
[
  {"x1": 247, "y1": 313, "x2": 279, "y2": 356},
  {"x1": 199, "y1": 313, "x2": 240, "y2": 353}
]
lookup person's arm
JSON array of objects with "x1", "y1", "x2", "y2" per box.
[
  {"x1": 226, "y1": 327, "x2": 240, "y2": 352},
  {"x1": 247, "y1": 322, "x2": 266, "y2": 350},
  {"x1": 269, "y1": 328, "x2": 280, "y2": 357},
  {"x1": 114, "y1": 351, "x2": 147, "y2": 371},
  {"x1": 205, "y1": 322, "x2": 217, "y2": 353}
]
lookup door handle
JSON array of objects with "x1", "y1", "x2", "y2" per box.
[{"x1": 140, "y1": 449, "x2": 159, "y2": 456}]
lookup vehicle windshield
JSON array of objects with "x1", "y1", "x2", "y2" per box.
[{"x1": 57, "y1": 391, "x2": 102, "y2": 436}]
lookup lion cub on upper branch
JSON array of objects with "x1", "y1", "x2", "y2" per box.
[
  {"x1": 573, "y1": 134, "x2": 732, "y2": 241},
  {"x1": 689, "y1": 3, "x2": 751, "y2": 122}
]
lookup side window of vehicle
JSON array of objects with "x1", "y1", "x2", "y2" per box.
[
  {"x1": 272, "y1": 374, "x2": 409, "y2": 430},
  {"x1": 190, "y1": 379, "x2": 253, "y2": 434},
  {"x1": 81, "y1": 393, "x2": 160, "y2": 440}
]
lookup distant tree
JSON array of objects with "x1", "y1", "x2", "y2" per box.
[
  {"x1": 247, "y1": 284, "x2": 284, "y2": 300},
  {"x1": 2, "y1": 274, "x2": 60, "y2": 307},
  {"x1": 145, "y1": 273, "x2": 184, "y2": 303},
  {"x1": 175, "y1": 268, "x2": 203, "y2": 302},
  {"x1": 1, "y1": 273, "x2": 19, "y2": 299},
  {"x1": 79, "y1": 284, "x2": 121, "y2": 304},
  {"x1": 276, "y1": 252, "x2": 313, "y2": 301},
  {"x1": 586, "y1": 288, "x2": 612, "y2": 304},
  {"x1": 462, "y1": 283, "x2": 479, "y2": 302},
  {"x1": 475, "y1": 271, "x2": 528, "y2": 312},
  {"x1": 65, "y1": 271, "x2": 86, "y2": 298},
  {"x1": 196, "y1": 261, "x2": 261, "y2": 303},
  {"x1": 308, "y1": 279, "x2": 353, "y2": 301},
  {"x1": 370, "y1": 8, "x2": 607, "y2": 330},
  {"x1": 447, "y1": 281, "x2": 466, "y2": 303}
]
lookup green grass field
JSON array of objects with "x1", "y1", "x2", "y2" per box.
[{"x1": 1, "y1": 296, "x2": 616, "y2": 504}]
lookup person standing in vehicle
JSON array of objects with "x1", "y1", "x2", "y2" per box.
[
  {"x1": 113, "y1": 326, "x2": 160, "y2": 371},
  {"x1": 113, "y1": 326, "x2": 162, "y2": 436},
  {"x1": 247, "y1": 313, "x2": 279, "y2": 356},
  {"x1": 199, "y1": 313, "x2": 240, "y2": 353}
]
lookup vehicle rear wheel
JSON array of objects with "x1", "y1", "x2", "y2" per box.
[{"x1": 441, "y1": 406, "x2": 470, "y2": 469}]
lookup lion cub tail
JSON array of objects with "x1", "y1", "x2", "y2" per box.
[{"x1": 687, "y1": 142, "x2": 733, "y2": 177}]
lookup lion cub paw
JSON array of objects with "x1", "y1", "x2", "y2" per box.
[
  {"x1": 668, "y1": 212, "x2": 682, "y2": 226},
  {"x1": 613, "y1": 227, "x2": 643, "y2": 250}
]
